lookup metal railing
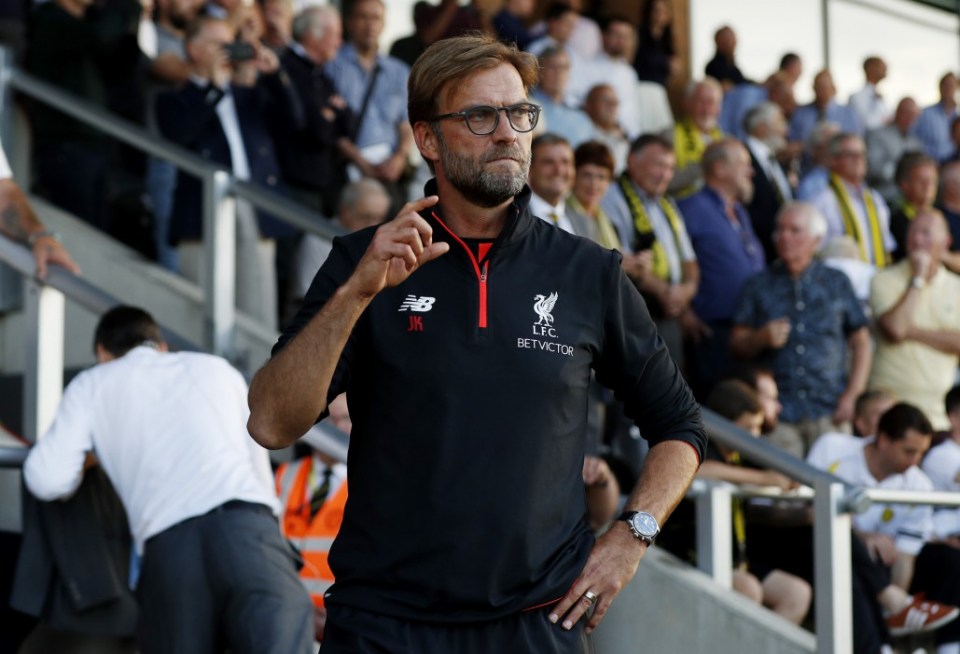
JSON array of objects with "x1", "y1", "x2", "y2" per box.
[
  {"x1": 0, "y1": 47, "x2": 346, "y2": 359},
  {"x1": 699, "y1": 408, "x2": 960, "y2": 654}
]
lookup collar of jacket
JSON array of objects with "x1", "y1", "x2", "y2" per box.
[{"x1": 418, "y1": 178, "x2": 535, "y2": 261}]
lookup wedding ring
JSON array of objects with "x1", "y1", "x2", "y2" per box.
[{"x1": 583, "y1": 590, "x2": 598, "y2": 605}]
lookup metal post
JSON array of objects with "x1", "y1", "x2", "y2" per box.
[
  {"x1": 696, "y1": 483, "x2": 733, "y2": 589},
  {"x1": 814, "y1": 479, "x2": 854, "y2": 654},
  {"x1": 821, "y1": 0, "x2": 831, "y2": 70},
  {"x1": 202, "y1": 170, "x2": 236, "y2": 358},
  {"x1": 0, "y1": 46, "x2": 13, "y2": 150},
  {"x1": 22, "y1": 279, "x2": 65, "y2": 442}
]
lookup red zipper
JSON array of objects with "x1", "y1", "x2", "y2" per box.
[{"x1": 432, "y1": 212, "x2": 489, "y2": 329}]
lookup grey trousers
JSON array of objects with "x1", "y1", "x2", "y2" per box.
[{"x1": 136, "y1": 501, "x2": 313, "y2": 654}]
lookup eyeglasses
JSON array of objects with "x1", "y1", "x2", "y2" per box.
[{"x1": 427, "y1": 103, "x2": 542, "y2": 136}]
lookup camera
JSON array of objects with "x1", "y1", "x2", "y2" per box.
[{"x1": 223, "y1": 41, "x2": 256, "y2": 63}]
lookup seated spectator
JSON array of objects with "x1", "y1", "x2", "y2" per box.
[
  {"x1": 0, "y1": 136, "x2": 80, "y2": 278},
  {"x1": 889, "y1": 152, "x2": 938, "y2": 260},
  {"x1": 295, "y1": 177, "x2": 390, "y2": 303},
  {"x1": 726, "y1": 363, "x2": 783, "y2": 436},
  {"x1": 527, "y1": 2, "x2": 585, "y2": 104},
  {"x1": 658, "y1": 379, "x2": 811, "y2": 624},
  {"x1": 848, "y1": 56, "x2": 890, "y2": 132},
  {"x1": 327, "y1": 0, "x2": 413, "y2": 214},
  {"x1": 530, "y1": 47, "x2": 594, "y2": 148},
  {"x1": 870, "y1": 209, "x2": 960, "y2": 432},
  {"x1": 795, "y1": 121, "x2": 841, "y2": 201},
  {"x1": 583, "y1": 84, "x2": 629, "y2": 173},
  {"x1": 566, "y1": 140, "x2": 621, "y2": 250},
  {"x1": 743, "y1": 102, "x2": 794, "y2": 263},
  {"x1": 667, "y1": 78, "x2": 724, "y2": 198},
  {"x1": 809, "y1": 133, "x2": 894, "y2": 268},
  {"x1": 157, "y1": 16, "x2": 303, "y2": 329},
  {"x1": 866, "y1": 97, "x2": 923, "y2": 204},
  {"x1": 275, "y1": 392, "x2": 350, "y2": 643},
  {"x1": 704, "y1": 25, "x2": 749, "y2": 91},
  {"x1": 808, "y1": 391, "x2": 896, "y2": 467},
  {"x1": 913, "y1": 72, "x2": 959, "y2": 163},
  {"x1": 788, "y1": 70, "x2": 862, "y2": 146},
  {"x1": 808, "y1": 403, "x2": 960, "y2": 650},
  {"x1": 678, "y1": 138, "x2": 765, "y2": 398},
  {"x1": 633, "y1": 0, "x2": 677, "y2": 88},
  {"x1": 527, "y1": 134, "x2": 595, "y2": 239},
  {"x1": 922, "y1": 385, "x2": 960, "y2": 532},
  {"x1": 23, "y1": 306, "x2": 314, "y2": 653},
  {"x1": 935, "y1": 160, "x2": 960, "y2": 273},
  {"x1": 602, "y1": 133, "x2": 699, "y2": 366},
  {"x1": 730, "y1": 203, "x2": 871, "y2": 457},
  {"x1": 492, "y1": 0, "x2": 534, "y2": 50},
  {"x1": 579, "y1": 16, "x2": 640, "y2": 138}
]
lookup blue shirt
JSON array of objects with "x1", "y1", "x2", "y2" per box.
[
  {"x1": 733, "y1": 261, "x2": 867, "y2": 422},
  {"x1": 678, "y1": 187, "x2": 765, "y2": 324},
  {"x1": 719, "y1": 83, "x2": 767, "y2": 140},
  {"x1": 325, "y1": 43, "x2": 409, "y2": 150},
  {"x1": 788, "y1": 101, "x2": 863, "y2": 144},
  {"x1": 912, "y1": 102, "x2": 958, "y2": 162},
  {"x1": 531, "y1": 89, "x2": 595, "y2": 148},
  {"x1": 796, "y1": 166, "x2": 829, "y2": 201},
  {"x1": 493, "y1": 9, "x2": 533, "y2": 50}
]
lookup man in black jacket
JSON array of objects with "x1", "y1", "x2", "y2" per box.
[
  {"x1": 156, "y1": 16, "x2": 303, "y2": 329},
  {"x1": 249, "y1": 33, "x2": 705, "y2": 652}
]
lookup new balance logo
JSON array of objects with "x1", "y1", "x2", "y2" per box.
[{"x1": 398, "y1": 295, "x2": 436, "y2": 312}]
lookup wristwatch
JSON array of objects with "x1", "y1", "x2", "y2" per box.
[
  {"x1": 910, "y1": 276, "x2": 926, "y2": 290},
  {"x1": 618, "y1": 510, "x2": 660, "y2": 545}
]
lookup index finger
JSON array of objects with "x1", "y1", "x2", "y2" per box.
[{"x1": 395, "y1": 195, "x2": 439, "y2": 218}]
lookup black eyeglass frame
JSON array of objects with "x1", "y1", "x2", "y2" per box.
[{"x1": 426, "y1": 103, "x2": 542, "y2": 136}]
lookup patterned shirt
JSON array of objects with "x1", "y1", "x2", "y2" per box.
[{"x1": 733, "y1": 260, "x2": 868, "y2": 422}]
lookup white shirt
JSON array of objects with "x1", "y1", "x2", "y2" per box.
[
  {"x1": 745, "y1": 136, "x2": 792, "y2": 202},
  {"x1": 0, "y1": 137, "x2": 11, "y2": 180},
  {"x1": 191, "y1": 76, "x2": 251, "y2": 180},
  {"x1": 810, "y1": 178, "x2": 895, "y2": 266},
  {"x1": 529, "y1": 191, "x2": 575, "y2": 235},
  {"x1": 806, "y1": 431, "x2": 867, "y2": 472},
  {"x1": 849, "y1": 83, "x2": 890, "y2": 132},
  {"x1": 24, "y1": 346, "x2": 279, "y2": 553},
  {"x1": 921, "y1": 438, "x2": 960, "y2": 538},
  {"x1": 807, "y1": 433, "x2": 934, "y2": 555}
]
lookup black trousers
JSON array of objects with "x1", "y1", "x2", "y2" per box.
[
  {"x1": 911, "y1": 541, "x2": 960, "y2": 645},
  {"x1": 136, "y1": 501, "x2": 314, "y2": 654},
  {"x1": 323, "y1": 603, "x2": 592, "y2": 654}
]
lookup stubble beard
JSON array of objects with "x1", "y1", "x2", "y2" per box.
[{"x1": 435, "y1": 127, "x2": 530, "y2": 208}]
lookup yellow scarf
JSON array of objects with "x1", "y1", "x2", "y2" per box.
[
  {"x1": 829, "y1": 174, "x2": 888, "y2": 267},
  {"x1": 674, "y1": 118, "x2": 722, "y2": 172},
  {"x1": 618, "y1": 173, "x2": 686, "y2": 281},
  {"x1": 728, "y1": 451, "x2": 748, "y2": 570},
  {"x1": 566, "y1": 195, "x2": 621, "y2": 250}
]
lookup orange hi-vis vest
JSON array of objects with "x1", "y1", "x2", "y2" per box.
[{"x1": 275, "y1": 457, "x2": 348, "y2": 608}]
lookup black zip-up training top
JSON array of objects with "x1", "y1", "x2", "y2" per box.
[{"x1": 276, "y1": 182, "x2": 707, "y2": 623}]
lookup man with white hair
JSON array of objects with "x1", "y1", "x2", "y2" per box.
[
  {"x1": 869, "y1": 209, "x2": 960, "y2": 431},
  {"x1": 667, "y1": 78, "x2": 723, "y2": 197},
  {"x1": 743, "y1": 102, "x2": 793, "y2": 262},
  {"x1": 730, "y1": 202, "x2": 872, "y2": 456}
]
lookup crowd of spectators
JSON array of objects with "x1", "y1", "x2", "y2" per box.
[{"x1": 4, "y1": 0, "x2": 960, "y2": 651}]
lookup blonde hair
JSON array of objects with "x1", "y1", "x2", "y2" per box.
[{"x1": 407, "y1": 32, "x2": 538, "y2": 127}]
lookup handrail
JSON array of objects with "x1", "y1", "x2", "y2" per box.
[
  {"x1": 0, "y1": 234, "x2": 198, "y2": 352},
  {"x1": 0, "y1": 446, "x2": 27, "y2": 468},
  {"x1": 700, "y1": 407, "x2": 868, "y2": 512}
]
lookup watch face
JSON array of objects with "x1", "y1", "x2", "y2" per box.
[{"x1": 631, "y1": 512, "x2": 659, "y2": 537}]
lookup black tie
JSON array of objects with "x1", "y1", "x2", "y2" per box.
[{"x1": 309, "y1": 467, "x2": 334, "y2": 519}]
